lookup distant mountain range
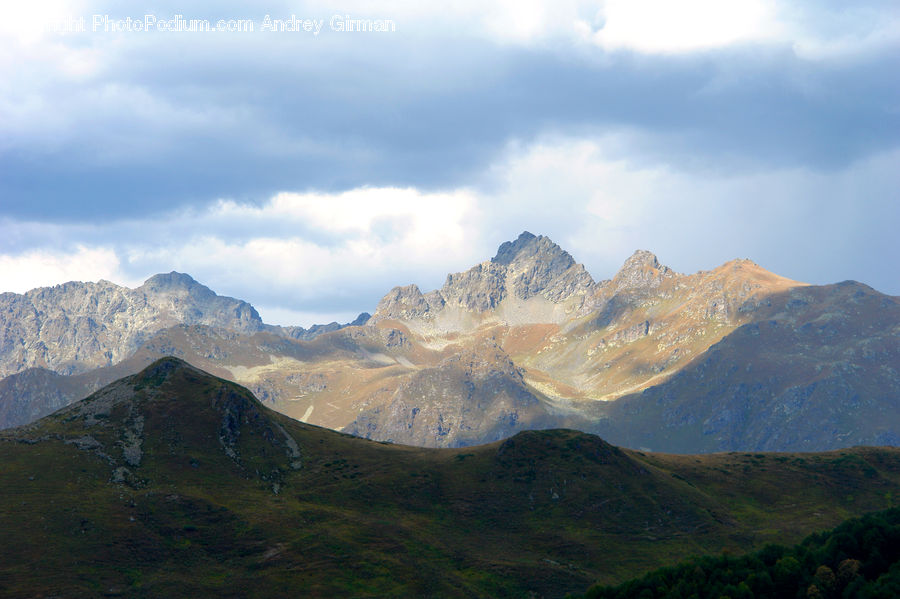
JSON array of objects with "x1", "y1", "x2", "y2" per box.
[
  {"x1": 1, "y1": 232, "x2": 898, "y2": 453},
  {"x1": 3, "y1": 357, "x2": 900, "y2": 597}
]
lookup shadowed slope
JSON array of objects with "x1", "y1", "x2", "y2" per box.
[
  {"x1": 592, "y1": 281, "x2": 900, "y2": 452},
  {"x1": 4, "y1": 359, "x2": 900, "y2": 596}
]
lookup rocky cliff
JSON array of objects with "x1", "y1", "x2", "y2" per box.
[
  {"x1": 346, "y1": 341, "x2": 572, "y2": 447},
  {"x1": 0, "y1": 273, "x2": 264, "y2": 378},
  {"x1": 372, "y1": 232, "x2": 596, "y2": 328}
]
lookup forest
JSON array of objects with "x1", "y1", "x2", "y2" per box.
[{"x1": 579, "y1": 507, "x2": 900, "y2": 599}]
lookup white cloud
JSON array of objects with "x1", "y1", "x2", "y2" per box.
[
  {"x1": 114, "y1": 187, "x2": 486, "y2": 323},
  {"x1": 1, "y1": 138, "x2": 898, "y2": 325},
  {"x1": 213, "y1": 187, "x2": 477, "y2": 245},
  {"x1": 0, "y1": 245, "x2": 126, "y2": 293},
  {"x1": 588, "y1": 0, "x2": 780, "y2": 53}
]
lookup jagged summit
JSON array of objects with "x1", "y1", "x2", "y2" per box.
[
  {"x1": 373, "y1": 232, "x2": 596, "y2": 323},
  {"x1": 492, "y1": 231, "x2": 537, "y2": 264},
  {"x1": 491, "y1": 231, "x2": 575, "y2": 268},
  {"x1": 138, "y1": 271, "x2": 262, "y2": 325},
  {"x1": 373, "y1": 284, "x2": 432, "y2": 320},
  {"x1": 621, "y1": 250, "x2": 662, "y2": 270},
  {"x1": 609, "y1": 249, "x2": 674, "y2": 292}
]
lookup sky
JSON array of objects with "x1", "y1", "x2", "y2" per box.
[{"x1": 1, "y1": 1, "x2": 898, "y2": 326}]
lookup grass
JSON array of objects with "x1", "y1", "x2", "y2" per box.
[{"x1": 4, "y1": 357, "x2": 900, "y2": 597}]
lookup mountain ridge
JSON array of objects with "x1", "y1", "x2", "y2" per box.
[
  {"x1": 0, "y1": 271, "x2": 369, "y2": 376},
  {"x1": 2, "y1": 232, "x2": 898, "y2": 454},
  {"x1": 372, "y1": 231, "x2": 597, "y2": 328},
  {"x1": 0, "y1": 272, "x2": 263, "y2": 378}
]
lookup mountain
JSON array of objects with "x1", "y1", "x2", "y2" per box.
[
  {"x1": 2, "y1": 232, "x2": 899, "y2": 453},
  {"x1": 372, "y1": 231, "x2": 596, "y2": 328},
  {"x1": 349, "y1": 234, "x2": 900, "y2": 450},
  {"x1": 592, "y1": 280, "x2": 900, "y2": 452},
  {"x1": 0, "y1": 273, "x2": 368, "y2": 429},
  {"x1": 0, "y1": 272, "x2": 263, "y2": 378},
  {"x1": 4, "y1": 358, "x2": 900, "y2": 597},
  {"x1": 346, "y1": 340, "x2": 583, "y2": 446},
  {"x1": 369, "y1": 234, "x2": 804, "y2": 405}
]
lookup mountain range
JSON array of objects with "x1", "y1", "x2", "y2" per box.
[
  {"x1": 1, "y1": 232, "x2": 898, "y2": 453},
  {"x1": 3, "y1": 356, "x2": 900, "y2": 597}
]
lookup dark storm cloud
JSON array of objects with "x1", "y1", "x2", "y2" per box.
[{"x1": 2, "y1": 19, "x2": 899, "y2": 222}]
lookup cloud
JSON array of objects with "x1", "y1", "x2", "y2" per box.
[
  {"x1": 589, "y1": 0, "x2": 781, "y2": 53},
  {"x1": 0, "y1": 187, "x2": 487, "y2": 324},
  {"x1": 475, "y1": 135, "x2": 900, "y2": 293},
  {"x1": 1, "y1": 1, "x2": 898, "y2": 325},
  {"x1": 0, "y1": 245, "x2": 126, "y2": 293},
  {"x1": 1, "y1": 0, "x2": 898, "y2": 223},
  {"x1": 1, "y1": 135, "x2": 898, "y2": 327}
]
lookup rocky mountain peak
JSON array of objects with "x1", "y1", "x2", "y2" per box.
[
  {"x1": 492, "y1": 230, "x2": 537, "y2": 263},
  {"x1": 611, "y1": 249, "x2": 674, "y2": 292},
  {"x1": 138, "y1": 272, "x2": 222, "y2": 304},
  {"x1": 492, "y1": 231, "x2": 575, "y2": 270},
  {"x1": 372, "y1": 232, "x2": 596, "y2": 323},
  {"x1": 447, "y1": 232, "x2": 595, "y2": 306},
  {"x1": 140, "y1": 271, "x2": 204, "y2": 292},
  {"x1": 0, "y1": 273, "x2": 265, "y2": 379},
  {"x1": 623, "y1": 250, "x2": 661, "y2": 271},
  {"x1": 373, "y1": 284, "x2": 433, "y2": 321},
  {"x1": 138, "y1": 272, "x2": 263, "y2": 331}
]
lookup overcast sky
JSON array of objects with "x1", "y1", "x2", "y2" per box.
[{"x1": 1, "y1": 1, "x2": 898, "y2": 325}]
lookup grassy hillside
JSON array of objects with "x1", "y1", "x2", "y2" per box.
[
  {"x1": 2, "y1": 358, "x2": 900, "y2": 597},
  {"x1": 578, "y1": 507, "x2": 900, "y2": 598}
]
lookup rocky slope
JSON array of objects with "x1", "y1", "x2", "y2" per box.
[
  {"x1": 372, "y1": 231, "x2": 597, "y2": 330},
  {"x1": 0, "y1": 272, "x2": 263, "y2": 378},
  {"x1": 346, "y1": 340, "x2": 590, "y2": 447},
  {"x1": 591, "y1": 281, "x2": 900, "y2": 452}
]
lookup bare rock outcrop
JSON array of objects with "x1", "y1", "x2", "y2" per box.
[
  {"x1": 0, "y1": 273, "x2": 264, "y2": 378},
  {"x1": 608, "y1": 250, "x2": 675, "y2": 293},
  {"x1": 345, "y1": 341, "x2": 572, "y2": 448},
  {"x1": 372, "y1": 232, "x2": 597, "y2": 325}
]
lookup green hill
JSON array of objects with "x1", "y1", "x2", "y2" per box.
[{"x1": 3, "y1": 357, "x2": 900, "y2": 597}]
